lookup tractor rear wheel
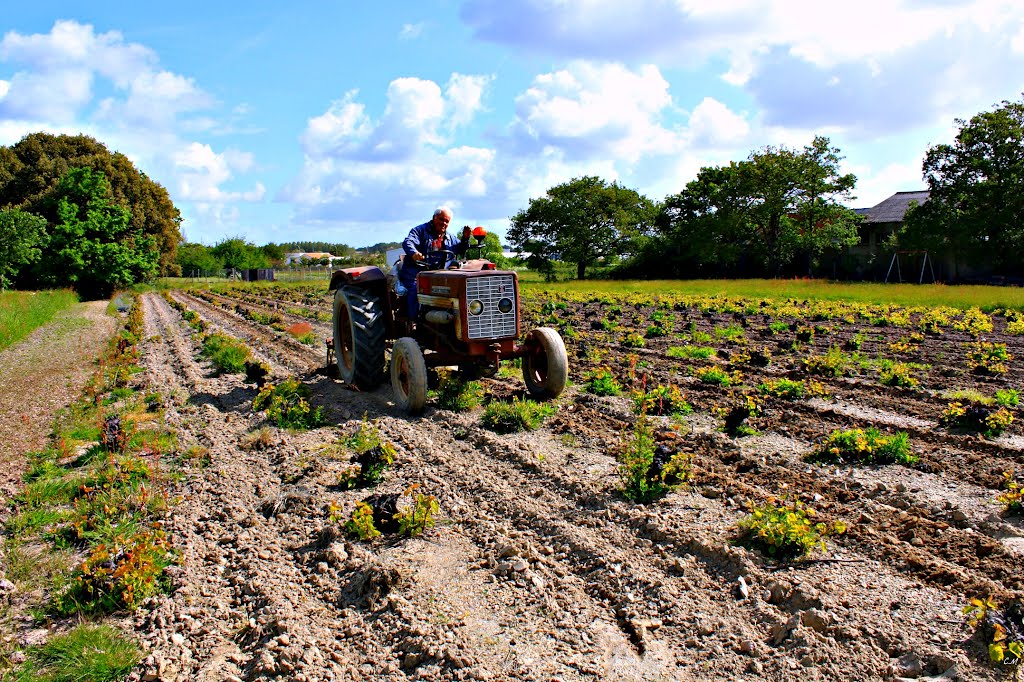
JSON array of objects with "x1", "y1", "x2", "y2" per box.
[
  {"x1": 523, "y1": 327, "x2": 568, "y2": 399},
  {"x1": 391, "y1": 337, "x2": 428, "y2": 414},
  {"x1": 333, "y1": 286, "x2": 386, "y2": 390}
]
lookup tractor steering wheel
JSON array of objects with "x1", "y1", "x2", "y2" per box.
[{"x1": 414, "y1": 250, "x2": 458, "y2": 270}]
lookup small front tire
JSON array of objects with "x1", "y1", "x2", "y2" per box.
[
  {"x1": 523, "y1": 327, "x2": 568, "y2": 399},
  {"x1": 391, "y1": 337, "x2": 428, "y2": 414}
]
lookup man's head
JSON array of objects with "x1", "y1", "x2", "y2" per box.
[{"x1": 431, "y1": 206, "x2": 453, "y2": 236}]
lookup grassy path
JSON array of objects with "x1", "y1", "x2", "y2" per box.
[{"x1": 0, "y1": 300, "x2": 116, "y2": 491}]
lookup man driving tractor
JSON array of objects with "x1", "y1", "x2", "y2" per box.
[{"x1": 398, "y1": 206, "x2": 471, "y2": 319}]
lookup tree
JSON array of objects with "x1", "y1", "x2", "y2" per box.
[
  {"x1": 0, "y1": 133, "x2": 182, "y2": 275},
  {"x1": 176, "y1": 243, "x2": 223, "y2": 275},
  {"x1": 898, "y1": 97, "x2": 1024, "y2": 276},
  {"x1": 211, "y1": 238, "x2": 270, "y2": 271},
  {"x1": 508, "y1": 176, "x2": 655, "y2": 279},
  {"x1": 0, "y1": 208, "x2": 47, "y2": 289},
  {"x1": 647, "y1": 137, "x2": 859, "y2": 278},
  {"x1": 35, "y1": 167, "x2": 159, "y2": 298}
]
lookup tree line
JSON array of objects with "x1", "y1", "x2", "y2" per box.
[{"x1": 509, "y1": 96, "x2": 1024, "y2": 281}]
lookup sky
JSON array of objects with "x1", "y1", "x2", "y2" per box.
[{"x1": 2, "y1": 1, "x2": 1023, "y2": 249}]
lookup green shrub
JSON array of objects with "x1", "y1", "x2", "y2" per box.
[
  {"x1": 253, "y1": 377, "x2": 325, "y2": 429},
  {"x1": 695, "y1": 366, "x2": 738, "y2": 386},
  {"x1": 996, "y1": 471, "x2": 1023, "y2": 515},
  {"x1": 737, "y1": 498, "x2": 845, "y2": 558},
  {"x1": 802, "y1": 346, "x2": 852, "y2": 377},
  {"x1": 394, "y1": 485, "x2": 438, "y2": 537},
  {"x1": 343, "y1": 501, "x2": 380, "y2": 541},
  {"x1": 967, "y1": 341, "x2": 1011, "y2": 375},
  {"x1": 622, "y1": 332, "x2": 646, "y2": 348},
  {"x1": 809, "y1": 427, "x2": 917, "y2": 465},
  {"x1": 481, "y1": 398, "x2": 556, "y2": 433},
  {"x1": 337, "y1": 418, "x2": 396, "y2": 488},
  {"x1": 877, "y1": 360, "x2": 921, "y2": 388}
]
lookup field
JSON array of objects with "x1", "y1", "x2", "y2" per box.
[{"x1": 5, "y1": 280, "x2": 1024, "y2": 681}]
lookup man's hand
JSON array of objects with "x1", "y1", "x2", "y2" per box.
[
  {"x1": 462, "y1": 225, "x2": 472, "y2": 240},
  {"x1": 412, "y1": 252, "x2": 425, "y2": 261}
]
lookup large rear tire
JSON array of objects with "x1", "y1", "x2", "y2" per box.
[
  {"x1": 333, "y1": 286, "x2": 386, "y2": 390},
  {"x1": 391, "y1": 337, "x2": 428, "y2": 414},
  {"x1": 523, "y1": 327, "x2": 568, "y2": 399}
]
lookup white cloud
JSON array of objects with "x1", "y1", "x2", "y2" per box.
[
  {"x1": 446, "y1": 73, "x2": 492, "y2": 127},
  {"x1": 173, "y1": 142, "x2": 265, "y2": 202},
  {"x1": 400, "y1": 23, "x2": 424, "y2": 40},
  {"x1": 687, "y1": 97, "x2": 750, "y2": 146}
]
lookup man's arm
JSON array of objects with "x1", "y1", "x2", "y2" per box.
[
  {"x1": 403, "y1": 223, "x2": 426, "y2": 260},
  {"x1": 451, "y1": 226, "x2": 472, "y2": 256}
]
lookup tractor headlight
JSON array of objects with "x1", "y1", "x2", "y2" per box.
[
  {"x1": 469, "y1": 299, "x2": 484, "y2": 316},
  {"x1": 497, "y1": 297, "x2": 513, "y2": 314}
]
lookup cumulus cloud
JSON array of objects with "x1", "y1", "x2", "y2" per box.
[{"x1": 173, "y1": 142, "x2": 265, "y2": 202}]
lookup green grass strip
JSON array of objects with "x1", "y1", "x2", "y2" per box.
[{"x1": 0, "y1": 289, "x2": 79, "y2": 351}]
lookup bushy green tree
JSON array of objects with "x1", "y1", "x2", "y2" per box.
[
  {"x1": 898, "y1": 97, "x2": 1024, "y2": 276},
  {"x1": 211, "y1": 237, "x2": 270, "y2": 270},
  {"x1": 36, "y1": 167, "x2": 159, "y2": 297},
  {"x1": 508, "y1": 176, "x2": 655, "y2": 279},
  {"x1": 0, "y1": 208, "x2": 47, "y2": 289},
  {"x1": 176, "y1": 243, "x2": 223, "y2": 275},
  {"x1": 638, "y1": 136, "x2": 858, "y2": 278},
  {"x1": 0, "y1": 133, "x2": 182, "y2": 275}
]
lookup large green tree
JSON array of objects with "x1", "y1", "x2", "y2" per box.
[
  {"x1": 0, "y1": 133, "x2": 182, "y2": 275},
  {"x1": 508, "y1": 176, "x2": 656, "y2": 279},
  {"x1": 211, "y1": 238, "x2": 270, "y2": 270},
  {"x1": 0, "y1": 208, "x2": 47, "y2": 289},
  {"x1": 647, "y1": 136, "x2": 858, "y2": 278},
  {"x1": 176, "y1": 243, "x2": 224, "y2": 275},
  {"x1": 898, "y1": 97, "x2": 1024, "y2": 276},
  {"x1": 36, "y1": 167, "x2": 159, "y2": 297}
]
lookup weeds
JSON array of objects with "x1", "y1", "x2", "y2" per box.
[
  {"x1": 632, "y1": 385, "x2": 692, "y2": 417},
  {"x1": 940, "y1": 401, "x2": 1014, "y2": 438},
  {"x1": 877, "y1": 360, "x2": 922, "y2": 389},
  {"x1": 200, "y1": 332, "x2": 251, "y2": 374},
  {"x1": 964, "y1": 596, "x2": 1023, "y2": 666},
  {"x1": 667, "y1": 345, "x2": 715, "y2": 360},
  {"x1": 996, "y1": 471, "x2": 1023, "y2": 514},
  {"x1": 758, "y1": 378, "x2": 806, "y2": 400},
  {"x1": 966, "y1": 341, "x2": 1011, "y2": 375},
  {"x1": 583, "y1": 367, "x2": 622, "y2": 396},
  {"x1": 5, "y1": 623, "x2": 140, "y2": 682},
  {"x1": 802, "y1": 346, "x2": 852, "y2": 377},
  {"x1": 481, "y1": 398, "x2": 556, "y2": 433},
  {"x1": 430, "y1": 370, "x2": 483, "y2": 410}
]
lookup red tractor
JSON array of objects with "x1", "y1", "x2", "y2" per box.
[{"x1": 328, "y1": 228, "x2": 568, "y2": 413}]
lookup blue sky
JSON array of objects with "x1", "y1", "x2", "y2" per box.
[{"x1": 2, "y1": 1, "x2": 1023, "y2": 249}]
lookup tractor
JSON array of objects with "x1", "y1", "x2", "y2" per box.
[{"x1": 327, "y1": 228, "x2": 568, "y2": 413}]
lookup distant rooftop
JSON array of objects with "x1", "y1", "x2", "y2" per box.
[{"x1": 855, "y1": 190, "x2": 931, "y2": 224}]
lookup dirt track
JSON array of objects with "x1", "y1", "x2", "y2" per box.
[{"x1": 122, "y1": 290, "x2": 1024, "y2": 682}]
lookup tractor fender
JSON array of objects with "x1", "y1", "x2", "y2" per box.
[{"x1": 329, "y1": 266, "x2": 386, "y2": 292}]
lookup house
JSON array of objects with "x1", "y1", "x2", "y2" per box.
[
  {"x1": 846, "y1": 190, "x2": 930, "y2": 279},
  {"x1": 283, "y1": 252, "x2": 340, "y2": 266}
]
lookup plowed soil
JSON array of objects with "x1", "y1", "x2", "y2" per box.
[{"x1": 30, "y1": 289, "x2": 1024, "y2": 682}]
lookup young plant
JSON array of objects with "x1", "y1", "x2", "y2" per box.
[
  {"x1": 737, "y1": 497, "x2": 846, "y2": 559},
  {"x1": 617, "y1": 414, "x2": 691, "y2": 502},
  {"x1": 877, "y1": 360, "x2": 922, "y2": 389},
  {"x1": 394, "y1": 484, "x2": 439, "y2": 537},
  {"x1": 695, "y1": 366, "x2": 739, "y2": 386},
  {"x1": 338, "y1": 418, "x2": 397, "y2": 488},
  {"x1": 344, "y1": 501, "x2": 381, "y2": 541},
  {"x1": 622, "y1": 332, "x2": 646, "y2": 348},
  {"x1": 583, "y1": 366, "x2": 622, "y2": 396},
  {"x1": 252, "y1": 377, "x2": 325, "y2": 430},
  {"x1": 996, "y1": 471, "x2": 1023, "y2": 515},
  {"x1": 667, "y1": 344, "x2": 715, "y2": 360},
  {"x1": 964, "y1": 596, "x2": 1023, "y2": 666},
  {"x1": 996, "y1": 388, "x2": 1020, "y2": 408},
  {"x1": 758, "y1": 378, "x2": 806, "y2": 400},
  {"x1": 632, "y1": 384, "x2": 692, "y2": 417},
  {"x1": 966, "y1": 341, "x2": 1012, "y2": 375},
  {"x1": 940, "y1": 401, "x2": 1014, "y2": 438},
  {"x1": 809, "y1": 427, "x2": 917, "y2": 465},
  {"x1": 802, "y1": 346, "x2": 852, "y2": 377},
  {"x1": 200, "y1": 332, "x2": 251, "y2": 374}
]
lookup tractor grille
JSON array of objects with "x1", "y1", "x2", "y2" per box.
[{"x1": 466, "y1": 275, "x2": 516, "y2": 339}]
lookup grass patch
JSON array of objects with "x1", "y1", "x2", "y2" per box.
[
  {"x1": 7, "y1": 623, "x2": 140, "y2": 682},
  {"x1": 0, "y1": 289, "x2": 79, "y2": 351},
  {"x1": 667, "y1": 344, "x2": 715, "y2": 360},
  {"x1": 430, "y1": 370, "x2": 483, "y2": 410},
  {"x1": 200, "y1": 332, "x2": 251, "y2": 374},
  {"x1": 481, "y1": 398, "x2": 556, "y2": 433}
]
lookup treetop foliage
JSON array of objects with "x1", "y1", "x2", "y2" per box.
[{"x1": 0, "y1": 132, "x2": 182, "y2": 276}]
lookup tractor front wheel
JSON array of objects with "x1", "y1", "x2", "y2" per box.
[
  {"x1": 523, "y1": 327, "x2": 568, "y2": 399},
  {"x1": 333, "y1": 286, "x2": 386, "y2": 390},
  {"x1": 391, "y1": 337, "x2": 428, "y2": 414}
]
